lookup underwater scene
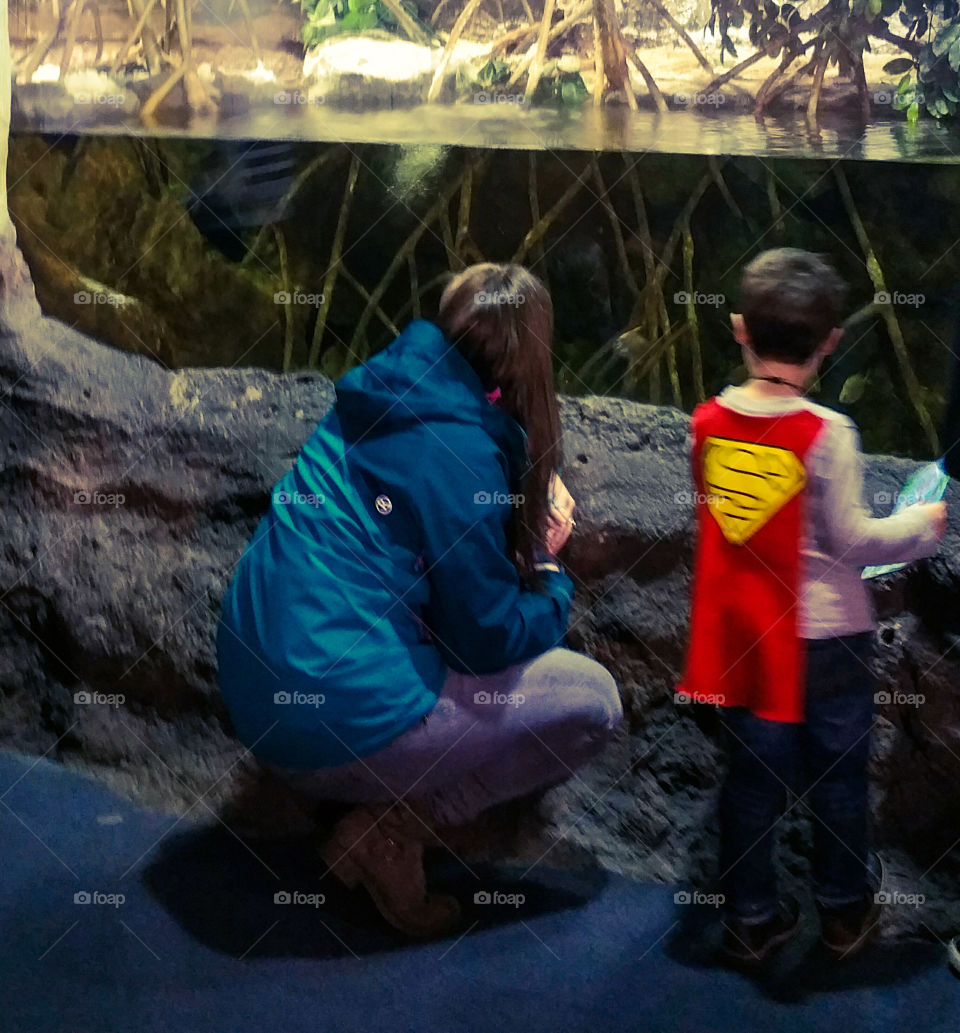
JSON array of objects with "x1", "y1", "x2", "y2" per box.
[{"x1": 2, "y1": 0, "x2": 960, "y2": 1029}]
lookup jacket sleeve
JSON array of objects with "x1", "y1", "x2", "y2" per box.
[
  {"x1": 416, "y1": 438, "x2": 575, "y2": 676},
  {"x1": 815, "y1": 418, "x2": 940, "y2": 567}
]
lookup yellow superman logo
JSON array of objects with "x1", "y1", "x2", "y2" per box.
[{"x1": 701, "y1": 436, "x2": 806, "y2": 545}]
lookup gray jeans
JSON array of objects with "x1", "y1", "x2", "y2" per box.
[{"x1": 265, "y1": 648, "x2": 622, "y2": 827}]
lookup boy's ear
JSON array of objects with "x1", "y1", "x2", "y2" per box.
[
  {"x1": 822, "y1": 326, "x2": 843, "y2": 356},
  {"x1": 731, "y1": 313, "x2": 749, "y2": 346}
]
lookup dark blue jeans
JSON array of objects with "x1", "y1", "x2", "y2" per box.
[{"x1": 718, "y1": 632, "x2": 876, "y2": 922}]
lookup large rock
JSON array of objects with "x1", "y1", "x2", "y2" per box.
[{"x1": 1, "y1": 313, "x2": 959, "y2": 940}]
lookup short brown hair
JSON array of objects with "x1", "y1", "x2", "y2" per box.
[{"x1": 739, "y1": 248, "x2": 845, "y2": 364}]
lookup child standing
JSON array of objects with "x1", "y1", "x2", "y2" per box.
[{"x1": 678, "y1": 249, "x2": 947, "y2": 964}]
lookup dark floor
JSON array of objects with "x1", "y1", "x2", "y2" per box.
[{"x1": 1, "y1": 747, "x2": 958, "y2": 1033}]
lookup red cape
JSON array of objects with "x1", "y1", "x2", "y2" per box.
[{"x1": 677, "y1": 398, "x2": 826, "y2": 722}]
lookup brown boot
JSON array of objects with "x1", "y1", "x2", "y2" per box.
[{"x1": 320, "y1": 801, "x2": 461, "y2": 938}]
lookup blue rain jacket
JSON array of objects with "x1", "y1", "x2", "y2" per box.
[{"x1": 216, "y1": 319, "x2": 575, "y2": 768}]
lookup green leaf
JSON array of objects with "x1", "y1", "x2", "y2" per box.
[
  {"x1": 560, "y1": 76, "x2": 588, "y2": 106},
  {"x1": 908, "y1": 99, "x2": 920, "y2": 122},
  {"x1": 840, "y1": 373, "x2": 868, "y2": 404},
  {"x1": 932, "y1": 22, "x2": 960, "y2": 58},
  {"x1": 868, "y1": 0, "x2": 882, "y2": 15},
  {"x1": 950, "y1": 37, "x2": 960, "y2": 72},
  {"x1": 477, "y1": 57, "x2": 509, "y2": 85},
  {"x1": 883, "y1": 57, "x2": 915, "y2": 75}
]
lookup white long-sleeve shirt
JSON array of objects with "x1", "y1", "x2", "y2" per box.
[{"x1": 714, "y1": 385, "x2": 940, "y2": 639}]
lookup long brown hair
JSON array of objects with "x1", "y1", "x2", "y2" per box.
[{"x1": 436, "y1": 263, "x2": 562, "y2": 577}]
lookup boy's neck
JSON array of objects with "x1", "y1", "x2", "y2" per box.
[{"x1": 743, "y1": 360, "x2": 810, "y2": 398}]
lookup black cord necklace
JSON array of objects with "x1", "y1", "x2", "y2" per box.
[{"x1": 754, "y1": 374, "x2": 805, "y2": 393}]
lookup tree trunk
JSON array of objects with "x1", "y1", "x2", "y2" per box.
[
  {"x1": 593, "y1": 0, "x2": 630, "y2": 93},
  {"x1": 0, "y1": 3, "x2": 41, "y2": 334}
]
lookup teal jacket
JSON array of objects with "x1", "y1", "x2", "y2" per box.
[{"x1": 216, "y1": 319, "x2": 575, "y2": 768}]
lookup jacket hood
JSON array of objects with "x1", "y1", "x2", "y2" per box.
[{"x1": 334, "y1": 319, "x2": 530, "y2": 477}]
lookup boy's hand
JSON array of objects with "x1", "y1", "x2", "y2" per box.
[
  {"x1": 544, "y1": 473, "x2": 576, "y2": 555},
  {"x1": 923, "y1": 501, "x2": 948, "y2": 541}
]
